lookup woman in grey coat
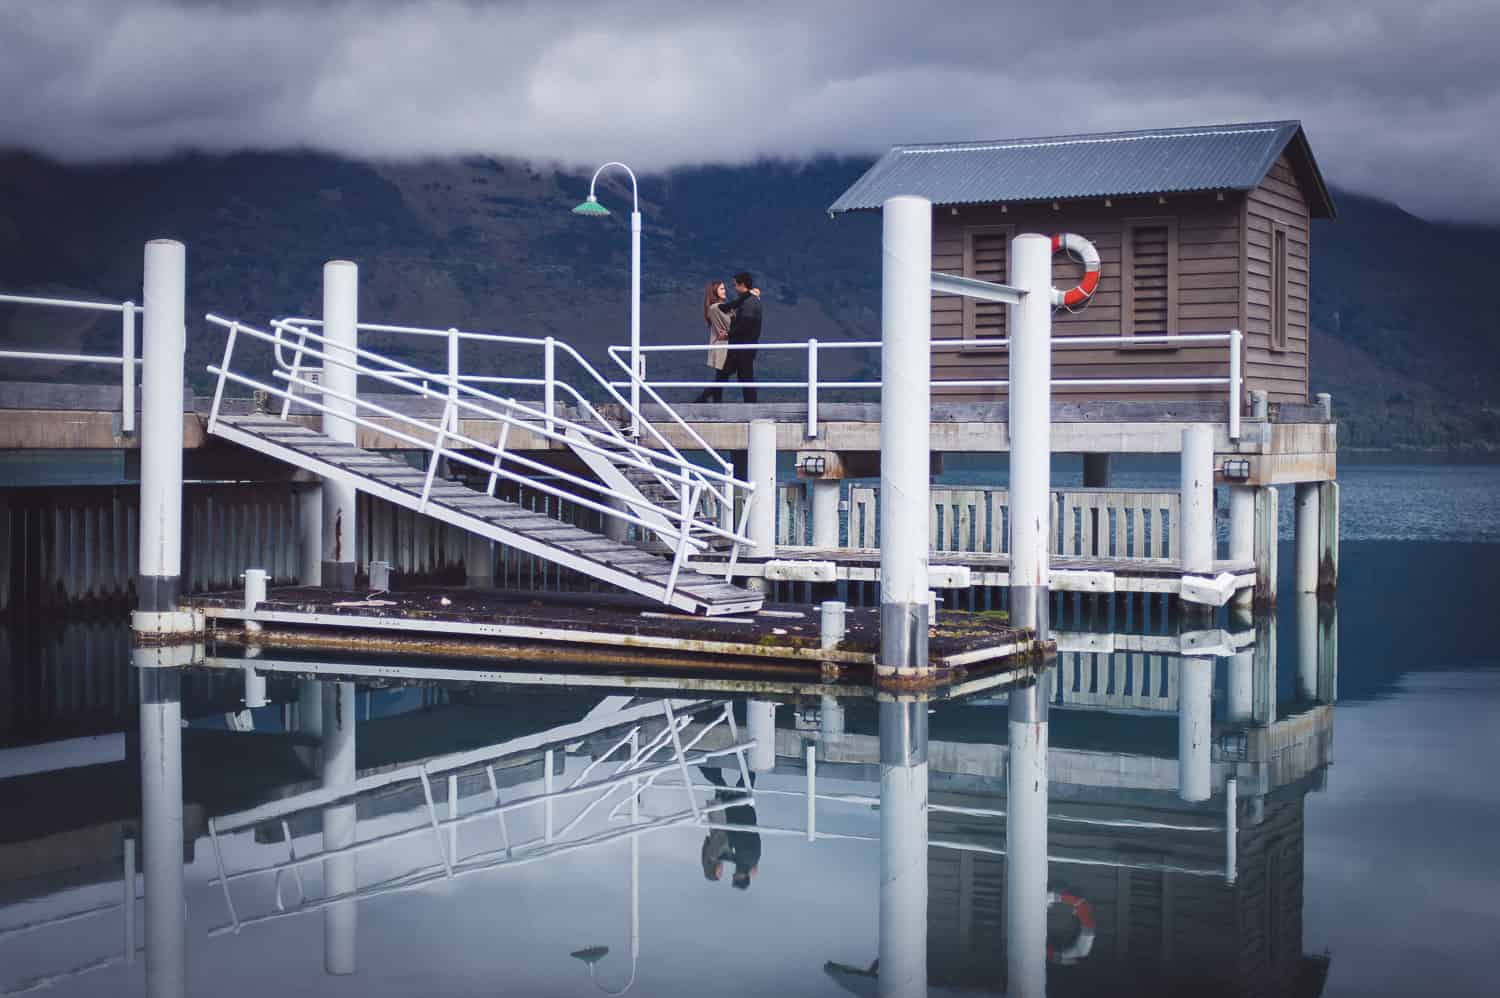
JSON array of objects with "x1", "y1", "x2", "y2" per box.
[{"x1": 695, "y1": 279, "x2": 731, "y2": 402}]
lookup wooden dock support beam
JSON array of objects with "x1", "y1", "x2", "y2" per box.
[
  {"x1": 1253, "y1": 487, "x2": 1279, "y2": 607},
  {"x1": 1318, "y1": 481, "x2": 1340, "y2": 592},
  {"x1": 1294, "y1": 482, "x2": 1319, "y2": 594}
]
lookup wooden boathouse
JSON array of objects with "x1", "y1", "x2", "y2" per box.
[{"x1": 829, "y1": 120, "x2": 1336, "y2": 405}]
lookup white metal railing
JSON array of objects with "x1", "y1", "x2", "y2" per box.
[
  {"x1": 0, "y1": 293, "x2": 141, "y2": 433},
  {"x1": 608, "y1": 330, "x2": 1243, "y2": 440},
  {"x1": 275, "y1": 316, "x2": 741, "y2": 533},
  {"x1": 202, "y1": 699, "x2": 755, "y2": 937},
  {"x1": 204, "y1": 316, "x2": 756, "y2": 593}
]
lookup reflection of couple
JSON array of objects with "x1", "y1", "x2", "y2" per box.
[{"x1": 698, "y1": 765, "x2": 761, "y2": 891}]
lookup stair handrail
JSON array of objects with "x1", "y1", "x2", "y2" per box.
[
  {"x1": 274, "y1": 316, "x2": 734, "y2": 523},
  {"x1": 208, "y1": 315, "x2": 752, "y2": 552},
  {"x1": 275, "y1": 316, "x2": 734, "y2": 490},
  {"x1": 267, "y1": 320, "x2": 749, "y2": 495}
]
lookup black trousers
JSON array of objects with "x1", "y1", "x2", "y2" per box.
[{"x1": 703, "y1": 345, "x2": 757, "y2": 403}]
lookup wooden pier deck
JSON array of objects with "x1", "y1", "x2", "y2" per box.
[{"x1": 182, "y1": 586, "x2": 1045, "y2": 683}]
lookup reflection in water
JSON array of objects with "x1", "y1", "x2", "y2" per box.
[
  {"x1": 138, "y1": 668, "x2": 185, "y2": 998},
  {"x1": 879, "y1": 700, "x2": 928, "y2": 998},
  {"x1": 0, "y1": 599, "x2": 1345, "y2": 997}
]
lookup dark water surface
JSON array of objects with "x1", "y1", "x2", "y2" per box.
[{"x1": 2, "y1": 466, "x2": 1497, "y2": 996}]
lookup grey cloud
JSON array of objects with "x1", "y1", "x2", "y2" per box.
[{"x1": 2, "y1": 0, "x2": 1498, "y2": 221}]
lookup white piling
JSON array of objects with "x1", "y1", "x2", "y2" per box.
[
  {"x1": 136, "y1": 240, "x2": 187, "y2": 634},
  {"x1": 243, "y1": 568, "x2": 267, "y2": 636},
  {"x1": 368, "y1": 560, "x2": 390, "y2": 592},
  {"x1": 298, "y1": 483, "x2": 322, "y2": 586},
  {"x1": 321, "y1": 261, "x2": 359, "y2": 589},
  {"x1": 748, "y1": 419, "x2": 777, "y2": 593},
  {"x1": 1178, "y1": 656, "x2": 1213, "y2": 802},
  {"x1": 139, "y1": 669, "x2": 185, "y2": 998},
  {"x1": 1005, "y1": 684, "x2": 1048, "y2": 998},
  {"x1": 1228, "y1": 485, "x2": 1255, "y2": 609},
  {"x1": 1180, "y1": 425, "x2": 1215, "y2": 575},
  {"x1": 819, "y1": 695, "x2": 846, "y2": 737},
  {"x1": 747, "y1": 699, "x2": 777, "y2": 773},
  {"x1": 820, "y1": 600, "x2": 847, "y2": 650},
  {"x1": 878, "y1": 196, "x2": 933, "y2": 677},
  {"x1": 1294, "y1": 482, "x2": 1320, "y2": 594},
  {"x1": 811, "y1": 479, "x2": 841, "y2": 549},
  {"x1": 322, "y1": 681, "x2": 358, "y2": 975},
  {"x1": 1008, "y1": 233, "x2": 1052, "y2": 635},
  {"x1": 878, "y1": 700, "x2": 929, "y2": 998}
]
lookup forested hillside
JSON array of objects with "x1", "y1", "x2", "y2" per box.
[{"x1": 1, "y1": 151, "x2": 1494, "y2": 448}]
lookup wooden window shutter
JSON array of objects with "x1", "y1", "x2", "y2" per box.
[
  {"x1": 1122, "y1": 218, "x2": 1178, "y2": 339},
  {"x1": 1272, "y1": 227, "x2": 1289, "y2": 350},
  {"x1": 963, "y1": 225, "x2": 1012, "y2": 346}
]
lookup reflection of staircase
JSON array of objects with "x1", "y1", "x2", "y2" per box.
[{"x1": 212, "y1": 416, "x2": 762, "y2": 616}]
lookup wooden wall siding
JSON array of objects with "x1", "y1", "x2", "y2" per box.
[
  {"x1": 1242, "y1": 154, "x2": 1311, "y2": 401},
  {"x1": 1122, "y1": 218, "x2": 1179, "y2": 336},
  {"x1": 930, "y1": 194, "x2": 1247, "y2": 402},
  {"x1": 963, "y1": 225, "x2": 1013, "y2": 343}
]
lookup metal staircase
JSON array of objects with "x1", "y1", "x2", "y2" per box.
[{"x1": 203, "y1": 315, "x2": 761, "y2": 615}]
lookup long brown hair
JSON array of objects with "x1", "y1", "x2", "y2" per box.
[{"x1": 702, "y1": 280, "x2": 724, "y2": 327}]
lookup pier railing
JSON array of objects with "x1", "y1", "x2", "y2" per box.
[
  {"x1": 608, "y1": 330, "x2": 1243, "y2": 439},
  {"x1": 0, "y1": 293, "x2": 141, "y2": 433},
  {"x1": 205, "y1": 316, "x2": 758, "y2": 585},
  {"x1": 778, "y1": 482, "x2": 1179, "y2": 560}
]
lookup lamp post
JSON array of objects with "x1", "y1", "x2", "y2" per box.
[{"x1": 573, "y1": 161, "x2": 642, "y2": 435}]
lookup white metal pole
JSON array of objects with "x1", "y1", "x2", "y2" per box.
[
  {"x1": 321, "y1": 261, "x2": 359, "y2": 589},
  {"x1": 811, "y1": 479, "x2": 840, "y2": 549},
  {"x1": 543, "y1": 336, "x2": 556, "y2": 436},
  {"x1": 1294, "y1": 482, "x2": 1320, "y2": 594},
  {"x1": 1178, "y1": 656, "x2": 1213, "y2": 802},
  {"x1": 1228, "y1": 329, "x2": 1242, "y2": 440},
  {"x1": 121, "y1": 302, "x2": 136, "y2": 435},
  {"x1": 806, "y1": 338, "x2": 819, "y2": 438},
  {"x1": 879, "y1": 196, "x2": 932, "y2": 679},
  {"x1": 322, "y1": 681, "x2": 358, "y2": 975},
  {"x1": 137, "y1": 240, "x2": 186, "y2": 633},
  {"x1": 1008, "y1": 233, "x2": 1052, "y2": 635},
  {"x1": 1180, "y1": 425, "x2": 1215, "y2": 575},
  {"x1": 748, "y1": 419, "x2": 777, "y2": 592},
  {"x1": 1005, "y1": 683, "x2": 1048, "y2": 998},
  {"x1": 878, "y1": 700, "x2": 928, "y2": 998},
  {"x1": 747, "y1": 699, "x2": 776, "y2": 773},
  {"x1": 630, "y1": 209, "x2": 642, "y2": 436},
  {"x1": 139, "y1": 669, "x2": 186, "y2": 998}
]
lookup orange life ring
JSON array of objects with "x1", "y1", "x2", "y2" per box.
[
  {"x1": 1050, "y1": 233, "x2": 1101, "y2": 308},
  {"x1": 1046, "y1": 889, "x2": 1096, "y2": 965}
]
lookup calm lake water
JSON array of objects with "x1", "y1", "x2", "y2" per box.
[{"x1": 2, "y1": 463, "x2": 1497, "y2": 996}]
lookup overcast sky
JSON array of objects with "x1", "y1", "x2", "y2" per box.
[{"x1": 3, "y1": 0, "x2": 1498, "y2": 222}]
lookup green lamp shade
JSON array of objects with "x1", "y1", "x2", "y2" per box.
[{"x1": 572, "y1": 196, "x2": 610, "y2": 216}]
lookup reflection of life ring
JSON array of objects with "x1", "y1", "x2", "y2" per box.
[
  {"x1": 1050, "y1": 233, "x2": 1101, "y2": 308},
  {"x1": 1046, "y1": 889, "x2": 1096, "y2": 965}
]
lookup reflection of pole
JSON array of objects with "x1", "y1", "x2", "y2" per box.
[
  {"x1": 747, "y1": 700, "x2": 777, "y2": 773},
  {"x1": 878, "y1": 701, "x2": 928, "y2": 998},
  {"x1": 1254, "y1": 613, "x2": 1278, "y2": 726},
  {"x1": 1006, "y1": 683, "x2": 1048, "y2": 998},
  {"x1": 1227, "y1": 609, "x2": 1254, "y2": 723},
  {"x1": 139, "y1": 669, "x2": 185, "y2": 998},
  {"x1": 322, "y1": 682, "x2": 357, "y2": 975},
  {"x1": 1296, "y1": 593, "x2": 1318, "y2": 702},
  {"x1": 1178, "y1": 657, "x2": 1213, "y2": 802}
]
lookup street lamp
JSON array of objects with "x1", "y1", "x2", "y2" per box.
[{"x1": 572, "y1": 161, "x2": 642, "y2": 435}]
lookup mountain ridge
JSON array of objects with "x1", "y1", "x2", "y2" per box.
[{"x1": 1, "y1": 150, "x2": 1494, "y2": 449}]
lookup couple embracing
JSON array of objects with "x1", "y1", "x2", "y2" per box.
[{"x1": 695, "y1": 271, "x2": 762, "y2": 403}]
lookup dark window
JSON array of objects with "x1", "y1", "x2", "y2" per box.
[
  {"x1": 963, "y1": 225, "x2": 1012, "y2": 346},
  {"x1": 1122, "y1": 218, "x2": 1178, "y2": 340},
  {"x1": 1272, "y1": 227, "x2": 1289, "y2": 350}
]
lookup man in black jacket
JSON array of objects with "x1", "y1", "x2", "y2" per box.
[{"x1": 703, "y1": 271, "x2": 762, "y2": 403}]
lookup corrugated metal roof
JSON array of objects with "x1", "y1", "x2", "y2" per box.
[{"x1": 829, "y1": 120, "x2": 1333, "y2": 216}]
